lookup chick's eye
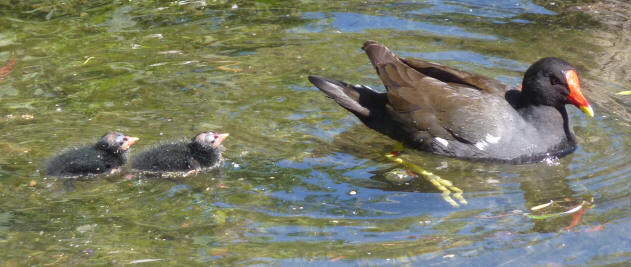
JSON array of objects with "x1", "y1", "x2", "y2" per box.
[{"x1": 550, "y1": 76, "x2": 561, "y2": 85}]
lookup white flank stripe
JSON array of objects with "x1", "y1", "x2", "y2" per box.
[{"x1": 435, "y1": 137, "x2": 449, "y2": 147}]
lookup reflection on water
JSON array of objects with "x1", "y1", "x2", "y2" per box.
[
  {"x1": 411, "y1": 0, "x2": 556, "y2": 19},
  {"x1": 1, "y1": 0, "x2": 630, "y2": 265},
  {"x1": 297, "y1": 12, "x2": 498, "y2": 40}
]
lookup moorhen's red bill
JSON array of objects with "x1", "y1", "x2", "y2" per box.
[
  {"x1": 46, "y1": 132, "x2": 139, "y2": 177},
  {"x1": 131, "y1": 131, "x2": 228, "y2": 173},
  {"x1": 309, "y1": 41, "x2": 594, "y2": 163}
]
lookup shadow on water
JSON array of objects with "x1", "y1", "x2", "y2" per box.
[{"x1": 1, "y1": 0, "x2": 631, "y2": 265}]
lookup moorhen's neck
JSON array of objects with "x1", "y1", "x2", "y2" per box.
[
  {"x1": 515, "y1": 92, "x2": 576, "y2": 142},
  {"x1": 517, "y1": 81, "x2": 553, "y2": 108},
  {"x1": 516, "y1": 81, "x2": 564, "y2": 110},
  {"x1": 517, "y1": 90, "x2": 535, "y2": 108},
  {"x1": 558, "y1": 106, "x2": 576, "y2": 144}
]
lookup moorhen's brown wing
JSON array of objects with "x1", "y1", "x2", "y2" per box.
[
  {"x1": 401, "y1": 57, "x2": 510, "y2": 96},
  {"x1": 363, "y1": 41, "x2": 520, "y2": 152}
]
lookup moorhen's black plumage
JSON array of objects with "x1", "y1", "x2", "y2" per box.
[
  {"x1": 131, "y1": 131, "x2": 228, "y2": 175},
  {"x1": 309, "y1": 41, "x2": 594, "y2": 163},
  {"x1": 46, "y1": 132, "x2": 139, "y2": 177}
]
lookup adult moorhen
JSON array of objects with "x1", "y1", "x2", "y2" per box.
[
  {"x1": 46, "y1": 132, "x2": 139, "y2": 177},
  {"x1": 309, "y1": 41, "x2": 594, "y2": 163},
  {"x1": 131, "y1": 131, "x2": 228, "y2": 176}
]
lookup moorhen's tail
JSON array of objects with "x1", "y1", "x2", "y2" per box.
[
  {"x1": 362, "y1": 40, "x2": 400, "y2": 69},
  {"x1": 363, "y1": 40, "x2": 422, "y2": 91},
  {"x1": 308, "y1": 75, "x2": 388, "y2": 125}
]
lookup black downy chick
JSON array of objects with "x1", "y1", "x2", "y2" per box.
[
  {"x1": 131, "y1": 131, "x2": 228, "y2": 176},
  {"x1": 46, "y1": 132, "x2": 139, "y2": 177}
]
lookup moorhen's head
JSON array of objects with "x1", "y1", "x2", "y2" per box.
[
  {"x1": 96, "y1": 132, "x2": 140, "y2": 154},
  {"x1": 190, "y1": 131, "x2": 229, "y2": 152},
  {"x1": 521, "y1": 57, "x2": 594, "y2": 117}
]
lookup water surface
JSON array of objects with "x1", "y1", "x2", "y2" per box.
[{"x1": 1, "y1": 0, "x2": 630, "y2": 265}]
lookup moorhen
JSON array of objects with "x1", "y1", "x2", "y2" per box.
[
  {"x1": 309, "y1": 41, "x2": 594, "y2": 163},
  {"x1": 131, "y1": 131, "x2": 228, "y2": 176},
  {"x1": 46, "y1": 132, "x2": 139, "y2": 177}
]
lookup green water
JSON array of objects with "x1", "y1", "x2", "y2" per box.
[{"x1": 1, "y1": 0, "x2": 631, "y2": 266}]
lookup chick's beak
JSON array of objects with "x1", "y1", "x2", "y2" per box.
[
  {"x1": 121, "y1": 136, "x2": 140, "y2": 151},
  {"x1": 211, "y1": 133, "x2": 229, "y2": 149},
  {"x1": 565, "y1": 70, "x2": 594, "y2": 117}
]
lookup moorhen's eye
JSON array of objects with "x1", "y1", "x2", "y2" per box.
[
  {"x1": 115, "y1": 135, "x2": 125, "y2": 145},
  {"x1": 550, "y1": 76, "x2": 561, "y2": 86},
  {"x1": 207, "y1": 134, "x2": 216, "y2": 144}
]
